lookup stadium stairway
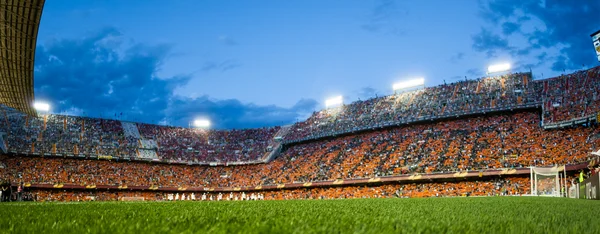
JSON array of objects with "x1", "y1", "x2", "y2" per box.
[
  {"x1": 262, "y1": 125, "x2": 291, "y2": 162},
  {"x1": 138, "y1": 139, "x2": 159, "y2": 159},
  {"x1": 0, "y1": 132, "x2": 6, "y2": 154},
  {"x1": 121, "y1": 121, "x2": 160, "y2": 159},
  {"x1": 121, "y1": 121, "x2": 141, "y2": 139}
]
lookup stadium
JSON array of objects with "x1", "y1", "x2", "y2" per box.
[{"x1": 1, "y1": 0, "x2": 600, "y2": 233}]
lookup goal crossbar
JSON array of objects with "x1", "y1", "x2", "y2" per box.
[{"x1": 530, "y1": 166, "x2": 566, "y2": 197}]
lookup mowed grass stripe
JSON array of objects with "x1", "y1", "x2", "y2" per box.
[{"x1": 0, "y1": 197, "x2": 598, "y2": 234}]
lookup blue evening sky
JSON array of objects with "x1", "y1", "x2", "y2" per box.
[{"x1": 33, "y1": 0, "x2": 600, "y2": 129}]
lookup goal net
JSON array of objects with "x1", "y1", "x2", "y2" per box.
[{"x1": 530, "y1": 166, "x2": 563, "y2": 197}]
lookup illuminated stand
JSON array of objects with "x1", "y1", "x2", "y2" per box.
[
  {"x1": 487, "y1": 63, "x2": 511, "y2": 74},
  {"x1": 393, "y1": 78, "x2": 425, "y2": 94},
  {"x1": 33, "y1": 101, "x2": 50, "y2": 114},
  {"x1": 323, "y1": 96, "x2": 344, "y2": 115},
  {"x1": 193, "y1": 119, "x2": 211, "y2": 128},
  {"x1": 325, "y1": 96, "x2": 343, "y2": 109}
]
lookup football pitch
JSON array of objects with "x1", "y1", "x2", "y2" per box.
[{"x1": 0, "y1": 197, "x2": 598, "y2": 233}]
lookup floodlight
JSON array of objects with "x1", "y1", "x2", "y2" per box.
[
  {"x1": 325, "y1": 96, "x2": 343, "y2": 108},
  {"x1": 393, "y1": 78, "x2": 425, "y2": 91},
  {"x1": 33, "y1": 102, "x2": 50, "y2": 112},
  {"x1": 487, "y1": 63, "x2": 511, "y2": 73},
  {"x1": 193, "y1": 119, "x2": 211, "y2": 128}
]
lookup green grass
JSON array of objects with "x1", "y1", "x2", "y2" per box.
[{"x1": 0, "y1": 197, "x2": 598, "y2": 233}]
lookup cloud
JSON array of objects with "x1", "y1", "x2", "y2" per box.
[
  {"x1": 466, "y1": 68, "x2": 484, "y2": 77},
  {"x1": 166, "y1": 97, "x2": 317, "y2": 129},
  {"x1": 200, "y1": 59, "x2": 242, "y2": 72},
  {"x1": 471, "y1": 28, "x2": 512, "y2": 57},
  {"x1": 361, "y1": 0, "x2": 408, "y2": 36},
  {"x1": 501, "y1": 22, "x2": 520, "y2": 35},
  {"x1": 511, "y1": 52, "x2": 547, "y2": 72},
  {"x1": 34, "y1": 28, "x2": 314, "y2": 129},
  {"x1": 475, "y1": 0, "x2": 600, "y2": 71},
  {"x1": 447, "y1": 76, "x2": 464, "y2": 83},
  {"x1": 449, "y1": 52, "x2": 465, "y2": 63},
  {"x1": 355, "y1": 87, "x2": 378, "y2": 100},
  {"x1": 550, "y1": 55, "x2": 569, "y2": 72},
  {"x1": 34, "y1": 27, "x2": 188, "y2": 122}
]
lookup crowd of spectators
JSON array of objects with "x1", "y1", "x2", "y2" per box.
[
  {"x1": 1, "y1": 67, "x2": 600, "y2": 201},
  {"x1": 1, "y1": 67, "x2": 598, "y2": 166},
  {"x1": 1, "y1": 111, "x2": 597, "y2": 189},
  {"x1": 0, "y1": 113, "x2": 138, "y2": 158},
  {"x1": 541, "y1": 66, "x2": 600, "y2": 124},
  {"x1": 285, "y1": 66, "x2": 600, "y2": 141},
  {"x1": 265, "y1": 111, "x2": 599, "y2": 184},
  {"x1": 136, "y1": 124, "x2": 279, "y2": 162},
  {"x1": 26, "y1": 178, "x2": 529, "y2": 202},
  {"x1": 262, "y1": 177, "x2": 530, "y2": 200},
  {"x1": 0, "y1": 107, "x2": 280, "y2": 163},
  {"x1": 285, "y1": 72, "x2": 536, "y2": 141}
]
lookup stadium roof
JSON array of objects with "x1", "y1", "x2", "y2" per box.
[{"x1": 0, "y1": 0, "x2": 45, "y2": 116}]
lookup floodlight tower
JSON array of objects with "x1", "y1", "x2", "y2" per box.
[
  {"x1": 487, "y1": 63, "x2": 511, "y2": 74},
  {"x1": 193, "y1": 119, "x2": 211, "y2": 128},
  {"x1": 33, "y1": 102, "x2": 50, "y2": 115},
  {"x1": 325, "y1": 96, "x2": 343, "y2": 108},
  {"x1": 393, "y1": 78, "x2": 425, "y2": 93}
]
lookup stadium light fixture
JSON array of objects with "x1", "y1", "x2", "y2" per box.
[
  {"x1": 393, "y1": 78, "x2": 425, "y2": 91},
  {"x1": 193, "y1": 119, "x2": 211, "y2": 128},
  {"x1": 487, "y1": 63, "x2": 511, "y2": 73},
  {"x1": 33, "y1": 102, "x2": 50, "y2": 112},
  {"x1": 325, "y1": 96, "x2": 343, "y2": 108}
]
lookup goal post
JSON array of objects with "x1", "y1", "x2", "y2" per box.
[{"x1": 530, "y1": 166, "x2": 565, "y2": 197}]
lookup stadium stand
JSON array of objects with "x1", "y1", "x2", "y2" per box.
[
  {"x1": 25, "y1": 177, "x2": 529, "y2": 201},
  {"x1": 121, "y1": 121, "x2": 141, "y2": 139},
  {"x1": 136, "y1": 123, "x2": 280, "y2": 163},
  {"x1": 260, "y1": 177, "x2": 531, "y2": 200},
  {"x1": 270, "y1": 111, "x2": 599, "y2": 183},
  {"x1": 284, "y1": 72, "x2": 539, "y2": 143},
  {"x1": 3, "y1": 0, "x2": 600, "y2": 203},
  {"x1": 0, "y1": 106, "x2": 282, "y2": 164},
  {"x1": 541, "y1": 66, "x2": 600, "y2": 124},
  {"x1": 1, "y1": 66, "x2": 600, "y2": 202},
  {"x1": 0, "y1": 111, "x2": 597, "y2": 191}
]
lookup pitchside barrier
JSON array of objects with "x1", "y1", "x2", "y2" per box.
[
  {"x1": 569, "y1": 173, "x2": 600, "y2": 200},
  {"x1": 119, "y1": 197, "x2": 145, "y2": 201}
]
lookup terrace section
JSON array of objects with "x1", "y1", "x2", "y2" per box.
[{"x1": 284, "y1": 72, "x2": 540, "y2": 144}]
